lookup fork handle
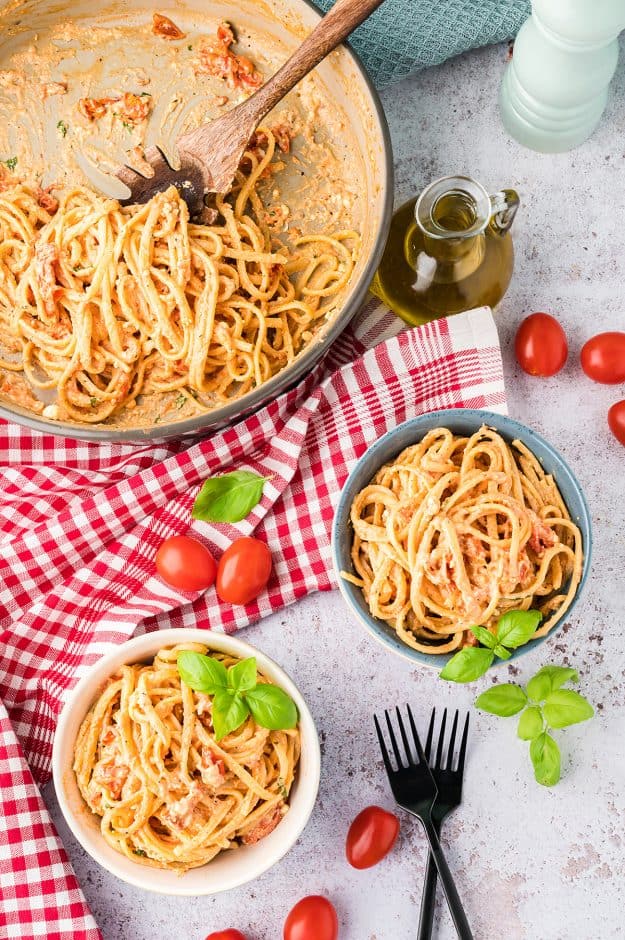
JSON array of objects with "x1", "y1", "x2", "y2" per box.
[
  {"x1": 417, "y1": 820, "x2": 440, "y2": 940},
  {"x1": 420, "y1": 817, "x2": 473, "y2": 940}
]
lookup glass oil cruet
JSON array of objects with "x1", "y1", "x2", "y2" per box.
[{"x1": 370, "y1": 175, "x2": 520, "y2": 326}]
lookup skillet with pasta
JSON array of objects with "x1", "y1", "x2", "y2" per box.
[{"x1": 0, "y1": 15, "x2": 362, "y2": 426}]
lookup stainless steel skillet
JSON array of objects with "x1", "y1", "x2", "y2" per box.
[{"x1": 0, "y1": 0, "x2": 393, "y2": 442}]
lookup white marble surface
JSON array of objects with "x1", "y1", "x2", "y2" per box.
[{"x1": 45, "y1": 38, "x2": 625, "y2": 940}]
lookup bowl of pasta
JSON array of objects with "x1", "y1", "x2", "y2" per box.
[
  {"x1": 332, "y1": 409, "x2": 592, "y2": 668},
  {"x1": 52, "y1": 629, "x2": 321, "y2": 894}
]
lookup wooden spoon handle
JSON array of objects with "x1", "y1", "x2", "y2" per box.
[
  {"x1": 236, "y1": 0, "x2": 384, "y2": 121},
  {"x1": 177, "y1": 0, "x2": 385, "y2": 174}
]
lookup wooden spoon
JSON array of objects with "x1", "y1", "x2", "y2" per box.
[{"x1": 115, "y1": 0, "x2": 385, "y2": 215}]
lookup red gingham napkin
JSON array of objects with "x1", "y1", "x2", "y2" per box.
[{"x1": 0, "y1": 302, "x2": 506, "y2": 939}]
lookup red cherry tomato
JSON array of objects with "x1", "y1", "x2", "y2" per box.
[
  {"x1": 346, "y1": 805, "x2": 400, "y2": 869},
  {"x1": 581, "y1": 332, "x2": 625, "y2": 384},
  {"x1": 608, "y1": 400, "x2": 625, "y2": 446},
  {"x1": 205, "y1": 932, "x2": 247, "y2": 940},
  {"x1": 514, "y1": 313, "x2": 568, "y2": 377},
  {"x1": 155, "y1": 535, "x2": 217, "y2": 592},
  {"x1": 283, "y1": 896, "x2": 338, "y2": 940},
  {"x1": 216, "y1": 537, "x2": 272, "y2": 605}
]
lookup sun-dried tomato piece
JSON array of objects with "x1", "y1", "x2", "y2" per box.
[{"x1": 152, "y1": 12, "x2": 186, "y2": 39}]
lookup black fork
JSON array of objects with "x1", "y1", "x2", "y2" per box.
[
  {"x1": 374, "y1": 706, "x2": 473, "y2": 940},
  {"x1": 418, "y1": 709, "x2": 470, "y2": 940}
]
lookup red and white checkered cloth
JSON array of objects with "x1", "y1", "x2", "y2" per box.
[{"x1": 0, "y1": 301, "x2": 506, "y2": 939}]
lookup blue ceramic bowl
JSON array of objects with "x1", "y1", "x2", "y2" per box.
[{"x1": 332, "y1": 409, "x2": 592, "y2": 669}]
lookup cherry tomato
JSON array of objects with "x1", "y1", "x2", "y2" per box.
[
  {"x1": 608, "y1": 400, "x2": 625, "y2": 446},
  {"x1": 155, "y1": 535, "x2": 217, "y2": 592},
  {"x1": 204, "y1": 931, "x2": 247, "y2": 940},
  {"x1": 514, "y1": 313, "x2": 568, "y2": 377},
  {"x1": 581, "y1": 332, "x2": 625, "y2": 384},
  {"x1": 283, "y1": 896, "x2": 338, "y2": 940},
  {"x1": 205, "y1": 932, "x2": 247, "y2": 940},
  {"x1": 216, "y1": 537, "x2": 272, "y2": 605},
  {"x1": 346, "y1": 805, "x2": 400, "y2": 869}
]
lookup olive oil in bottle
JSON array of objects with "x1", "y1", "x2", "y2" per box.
[{"x1": 371, "y1": 176, "x2": 519, "y2": 326}]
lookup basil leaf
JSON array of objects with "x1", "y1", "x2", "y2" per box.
[
  {"x1": 192, "y1": 470, "x2": 268, "y2": 523},
  {"x1": 517, "y1": 705, "x2": 544, "y2": 740},
  {"x1": 530, "y1": 732, "x2": 561, "y2": 786},
  {"x1": 245, "y1": 683, "x2": 298, "y2": 730},
  {"x1": 496, "y1": 609, "x2": 542, "y2": 649},
  {"x1": 212, "y1": 689, "x2": 250, "y2": 740},
  {"x1": 475, "y1": 683, "x2": 527, "y2": 717},
  {"x1": 543, "y1": 690, "x2": 594, "y2": 729},
  {"x1": 439, "y1": 647, "x2": 494, "y2": 683},
  {"x1": 493, "y1": 644, "x2": 512, "y2": 661},
  {"x1": 228, "y1": 657, "x2": 257, "y2": 693},
  {"x1": 526, "y1": 666, "x2": 579, "y2": 702},
  {"x1": 470, "y1": 626, "x2": 497, "y2": 649},
  {"x1": 178, "y1": 651, "x2": 228, "y2": 693}
]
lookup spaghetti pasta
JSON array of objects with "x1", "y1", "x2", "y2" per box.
[
  {"x1": 345, "y1": 426, "x2": 583, "y2": 654},
  {"x1": 0, "y1": 128, "x2": 359, "y2": 424},
  {"x1": 73, "y1": 643, "x2": 301, "y2": 873}
]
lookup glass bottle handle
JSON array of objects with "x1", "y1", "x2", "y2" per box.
[{"x1": 489, "y1": 189, "x2": 520, "y2": 235}]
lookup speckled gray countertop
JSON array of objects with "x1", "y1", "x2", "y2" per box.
[{"x1": 45, "y1": 38, "x2": 625, "y2": 940}]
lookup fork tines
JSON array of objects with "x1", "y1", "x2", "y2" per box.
[
  {"x1": 374, "y1": 704, "x2": 427, "y2": 772},
  {"x1": 425, "y1": 707, "x2": 470, "y2": 774}
]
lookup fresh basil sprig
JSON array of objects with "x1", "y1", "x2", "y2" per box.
[
  {"x1": 177, "y1": 651, "x2": 298, "y2": 740},
  {"x1": 439, "y1": 609, "x2": 542, "y2": 683},
  {"x1": 192, "y1": 470, "x2": 268, "y2": 523},
  {"x1": 475, "y1": 664, "x2": 594, "y2": 786}
]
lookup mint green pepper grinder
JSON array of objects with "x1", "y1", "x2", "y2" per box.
[{"x1": 500, "y1": 0, "x2": 625, "y2": 152}]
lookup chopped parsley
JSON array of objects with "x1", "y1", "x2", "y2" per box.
[
  {"x1": 277, "y1": 776, "x2": 288, "y2": 800},
  {"x1": 112, "y1": 111, "x2": 133, "y2": 131},
  {"x1": 175, "y1": 393, "x2": 186, "y2": 409},
  {"x1": 133, "y1": 848, "x2": 147, "y2": 857},
  {"x1": 57, "y1": 120, "x2": 68, "y2": 138},
  {"x1": 90, "y1": 397, "x2": 99, "y2": 408},
  {"x1": 139, "y1": 91, "x2": 151, "y2": 97},
  {"x1": 187, "y1": 44, "x2": 193, "y2": 51},
  {"x1": 2, "y1": 156, "x2": 17, "y2": 172},
  {"x1": 154, "y1": 415, "x2": 162, "y2": 424}
]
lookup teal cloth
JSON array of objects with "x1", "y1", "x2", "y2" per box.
[{"x1": 313, "y1": 0, "x2": 530, "y2": 86}]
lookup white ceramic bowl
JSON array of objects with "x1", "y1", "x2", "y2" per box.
[{"x1": 52, "y1": 629, "x2": 321, "y2": 896}]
